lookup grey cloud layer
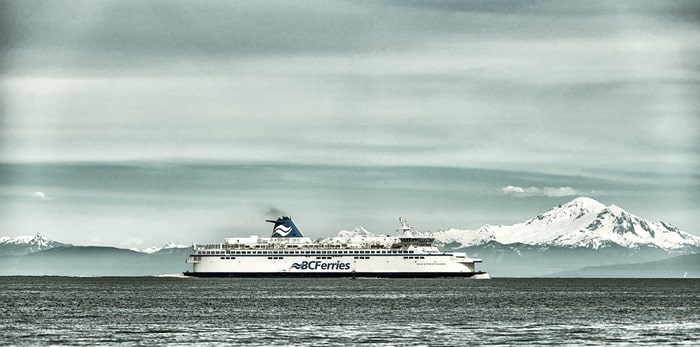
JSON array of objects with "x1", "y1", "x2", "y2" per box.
[
  {"x1": 1, "y1": 0, "x2": 698, "y2": 176},
  {"x1": 4, "y1": 1, "x2": 699, "y2": 70}
]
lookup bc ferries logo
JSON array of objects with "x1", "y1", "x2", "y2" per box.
[
  {"x1": 273, "y1": 225, "x2": 293, "y2": 237},
  {"x1": 290, "y1": 261, "x2": 351, "y2": 271}
]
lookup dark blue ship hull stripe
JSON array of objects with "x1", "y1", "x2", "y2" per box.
[{"x1": 183, "y1": 271, "x2": 486, "y2": 278}]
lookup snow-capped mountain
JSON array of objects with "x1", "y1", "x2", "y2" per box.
[
  {"x1": 320, "y1": 226, "x2": 399, "y2": 248},
  {"x1": 130, "y1": 242, "x2": 189, "y2": 254},
  {"x1": 0, "y1": 234, "x2": 71, "y2": 255},
  {"x1": 425, "y1": 197, "x2": 699, "y2": 251}
]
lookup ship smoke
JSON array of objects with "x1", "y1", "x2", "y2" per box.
[{"x1": 264, "y1": 206, "x2": 287, "y2": 219}]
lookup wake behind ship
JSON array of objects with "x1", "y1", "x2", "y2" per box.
[{"x1": 184, "y1": 217, "x2": 486, "y2": 278}]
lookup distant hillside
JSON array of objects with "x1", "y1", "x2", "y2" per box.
[
  {"x1": 0, "y1": 246, "x2": 191, "y2": 276},
  {"x1": 552, "y1": 254, "x2": 700, "y2": 278},
  {"x1": 455, "y1": 241, "x2": 678, "y2": 277}
]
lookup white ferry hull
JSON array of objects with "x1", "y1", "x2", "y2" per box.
[{"x1": 184, "y1": 253, "x2": 484, "y2": 278}]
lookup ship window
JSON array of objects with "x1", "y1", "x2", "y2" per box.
[
  {"x1": 220, "y1": 257, "x2": 225, "y2": 259},
  {"x1": 420, "y1": 256, "x2": 425, "y2": 259},
  {"x1": 409, "y1": 251, "x2": 414, "y2": 253}
]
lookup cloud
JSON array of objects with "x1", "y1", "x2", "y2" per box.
[
  {"x1": 32, "y1": 191, "x2": 53, "y2": 201},
  {"x1": 542, "y1": 187, "x2": 579, "y2": 197},
  {"x1": 501, "y1": 186, "x2": 587, "y2": 198}
]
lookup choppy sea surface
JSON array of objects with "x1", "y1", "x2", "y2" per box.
[{"x1": 0, "y1": 277, "x2": 697, "y2": 346}]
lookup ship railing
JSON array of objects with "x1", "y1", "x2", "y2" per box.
[
  {"x1": 192, "y1": 243, "x2": 226, "y2": 250},
  {"x1": 190, "y1": 242, "x2": 398, "y2": 251}
]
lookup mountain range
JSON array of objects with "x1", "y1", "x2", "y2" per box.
[
  {"x1": 336, "y1": 197, "x2": 699, "y2": 277},
  {"x1": 423, "y1": 197, "x2": 699, "y2": 251},
  {"x1": 1, "y1": 197, "x2": 698, "y2": 277},
  {"x1": 0, "y1": 234, "x2": 71, "y2": 256}
]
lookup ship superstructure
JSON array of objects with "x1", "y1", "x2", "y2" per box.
[{"x1": 184, "y1": 217, "x2": 485, "y2": 278}]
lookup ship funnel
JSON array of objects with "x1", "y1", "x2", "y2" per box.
[{"x1": 266, "y1": 216, "x2": 304, "y2": 238}]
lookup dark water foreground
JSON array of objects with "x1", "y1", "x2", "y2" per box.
[{"x1": 0, "y1": 277, "x2": 697, "y2": 346}]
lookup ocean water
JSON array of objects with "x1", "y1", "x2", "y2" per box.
[{"x1": 0, "y1": 277, "x2": 697, "y2": 346}]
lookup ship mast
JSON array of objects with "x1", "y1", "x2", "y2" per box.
[{"x1": 398, "y1": 217, "x2": 412, "y2": 236}]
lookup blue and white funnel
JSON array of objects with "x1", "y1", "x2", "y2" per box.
[{"x1": 266, "y1": 216, "x2": 304, "y2": 238}]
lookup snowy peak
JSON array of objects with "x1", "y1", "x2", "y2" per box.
[
  {"x1": 525, "y1": 197, "x2": 605, "y2": 227},
  {"x1": 131, "y1": 242, "x2": 190, "y2": 254},
  {"x1": 335, "y1": 226, "x2": 379, "y2": 238},
  {"x1": 585, "y1": 206, "x2": 698, "y2": 247},
  {"x1": 323, "y1": 226, "x2": 397, "y2": 248},
  {"x1": 0, "y1": 234, "x2": 70, "y2": 255},
  {"x1": 427, "y1": 197, "x2": 699, "y2": 251}
]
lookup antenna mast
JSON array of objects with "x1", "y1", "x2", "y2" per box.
[{"x1": 398, "y1": 217, "x2": 413, "y2": 235}]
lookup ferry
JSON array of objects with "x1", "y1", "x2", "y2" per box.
[{"x1": 184, "y1": 217, "x2": 487, "y2": 278}]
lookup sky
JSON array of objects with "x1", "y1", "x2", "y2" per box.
[{"x1": 0, "y1": 0, "x2": 698, "y2": 247}]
